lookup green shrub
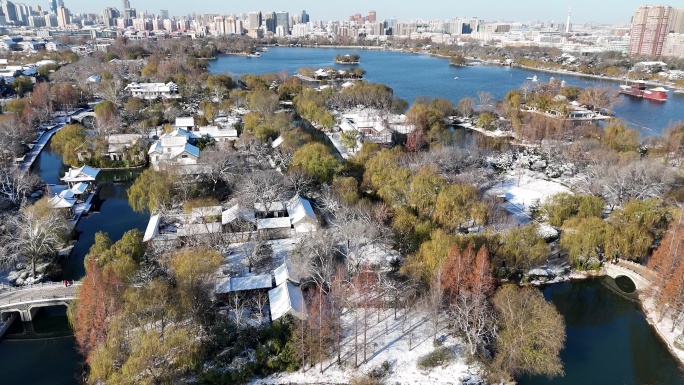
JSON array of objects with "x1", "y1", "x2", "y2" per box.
[{"x1": 417, "y1": 347, "x2": 456, "y2": 370}]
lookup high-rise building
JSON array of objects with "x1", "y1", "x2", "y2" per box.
[
  {"x1": 56, "y1": 5, "x2": 69, "y2": 27},
  {"x1": 671, "y1": 8, "x2": 684, "y2": 33},
  {"x1": 275, "y1": 11, "x2": 289, "y2": 34},
  {"x1": 44, "y1": 13, "x2": 57, "y2": 26},
  {"x1": 103, "y1": 7, "x2": 119, "y2": 27},
  {"x1": 57, "y1": 0, "x2": 63, "y2": 7},
  {"x1": 628, "y1": 5, "x2": 673, "y2": 56},
  {"x1": 2, "y1": 1, "x2": 17, "y2": 24},
  {"x1": 265, "y1": 11, "x2": 276, "y2": 33},
  {"x1": 48, "y1": 0, "x2": 56, "y2": 14},
  {"x1": 247, "y1": 11, "x2": 261, "y2": 30},
  {"x1": 123, "y1": 7, "x2": 135, "y2": 19},
  {"x1": 159, "y1": 9, "x2": 168, "y2": 20},
  {"x1": 122, "y1": 0, "x2": 130, "y2": 10},
  {"x1": 301, "y1": 10, "x2": 309, "y2": 23},
  {"x1": 662, "y1": 33, "x2": 684, "y2": 58},
  {"x1": 368, "y1": 10, "x2": 376, "y2": 23}
]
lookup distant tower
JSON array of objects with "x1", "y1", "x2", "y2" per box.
[
  {"x1": 565, "y1": 7, "x2": 571, "y2": 33},
  {"x1": 122, "y1": 0, "x2": 130, "y2": 10}
]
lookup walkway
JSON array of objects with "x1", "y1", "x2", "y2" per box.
[
  {"x1": 17, "y1": 122, "x2": 65, "y2": 175},
  {"x1": 0, "y1": 281, "x2": 81, "y2": 321},
  {"x1": 604, "y1": 259, "x2": 656, "y2": 291}
]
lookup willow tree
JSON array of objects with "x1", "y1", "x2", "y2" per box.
[
  {"x1": 127, "y1": 168, "x2": 175, "y2": 214},
  {"x1": 493, "y1": 285, "x2": 565, "y2": 381}
]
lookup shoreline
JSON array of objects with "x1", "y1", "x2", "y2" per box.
[
  {"x1": 261, "y1": 45, "x2": 676, "y2": 89},
  {"x1": 641, "y1": 297, "x2": 684, "y2": 368}
]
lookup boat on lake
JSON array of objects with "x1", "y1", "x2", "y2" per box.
[
  {"x1": 526, "y1": 75, "x2": 538, "y2": 82},
  {"x1": 619, "y1": 81, "x2": 667, "y2": 102}
]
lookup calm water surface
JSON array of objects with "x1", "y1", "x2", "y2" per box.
[
  {"x1": 0, "y1": 143, "x2": 147, "y2": 384},
  {"x1": 520, "y1": 278, "x2": 684, "y2": 385},
  {"x1": 3, "y1": 48, "x2": 683, "y2": 385},
  {"x1": 209, "y1": 47, "x2": 684, "y2": 137}
]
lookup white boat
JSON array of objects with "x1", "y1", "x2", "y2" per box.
[
  {"x1": 527, "y1": 75, "x2": 538, "y2": 82},
  {"x1": 674, "y1": 88, "x2": 684, "y2": 94},
  {"x1": 454, "y1": 77, "x2": 459, "y2": 80},
  {"x1": 246, "y1": 52, "x2": 261, "y2": 58}
]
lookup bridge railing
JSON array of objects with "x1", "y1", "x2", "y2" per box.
[
  {"x1": 0, "y1": 293, "x2": 78, "y2": 307},
  {"x1": 615, "y1": 260, "x2": 655, "y2": 282},
  {"x1": 0, "y1": 281, "x2": 81, "y2": 296}
]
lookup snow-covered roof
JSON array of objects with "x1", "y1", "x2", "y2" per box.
[
  {"x1": 274, "y1": 262, "x2": 300, "y2": 286},
  {"x1": 183, "y1": 143, "x2": 200, "y2": 158},
  {"x1": 70, "y1": 182, "x2": 88, "y2": 195},
  {"x1": 61, "y1": 165, "x2": 100, "y2": 183},
  {"x1": 175, "y1": 117, "x2": 195, "y2": 128},
  {"x1": 286, "y1": 195, "x2": 316, "y2": 225},
  {"x1": 177, "y1": 222, "x2": 222, "y2": 237},
  {"x1": 271, "y1": 136, "x2": 284, "y2": 148},
  {"x1": 195, "y1": 125, "x2": 238, "y2": 139},
  {"x1": 143, "y1": 214, "x2": 160, "y2": 242},
  {"x1": 222, "y1": 204, "x2": 256, "y2": 225},
  {"x1": 191, "y1": 206, "x2": 222, "y2": 220},
  {"x1": 48, "y1": 194, "x2": 76, "y2": 209},
  {"x1": 268, "y1": 281, "x2": 307, "y2": 321},
  {"x1": 257, "y1": 217, "x2": 292, "y2": 230},
  {"x1": 215, "y1": 274, "x2": 273, "y2": 294},
  {"x1": 255, "y1": 201, "x2": 286, "y2": 213}
]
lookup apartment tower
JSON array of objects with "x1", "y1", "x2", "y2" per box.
[{"x1": 628, "y1": 5, "x2": 672, "y2": 56}]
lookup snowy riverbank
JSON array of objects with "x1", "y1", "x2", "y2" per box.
[{"x1": 641, "y1": 298, "x2": 684, "y2": 366}]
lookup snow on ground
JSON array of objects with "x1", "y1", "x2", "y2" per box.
[
  {"x1": 642, "y1": 297, "x2": 684, "y2": 365},
  {"x1": 251, "y1": 306, "x2": 482, "y2": 385},
  {"x1": 326, "y1": 132, "x2": 359, "y2": 160},
  {"x1": 220, "y1": 238, "x2": 302, "y2": 276},
  {"x1": 355, "y1": 243, "x2": 401, "y2": 269},
  {"x1": 486, "y1": 170, "x2": 571, "y2": 224}
]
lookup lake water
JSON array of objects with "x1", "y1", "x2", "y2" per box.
[
  {"x1": 0, "y1": 143, "x2": 148, "y2": 384},
  {"x1": 521, "y1": 278, "x2": 684, "y2": 385},
  {"x1": 209, "y1": 47, "x2": 684, "y2": 137},
  {"x1": 2, "y1": 48, "x2": 682, "y2": 385}
]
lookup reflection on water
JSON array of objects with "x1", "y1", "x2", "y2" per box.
[{"x1": 519, "y1": 278, "x2": 684, "y2": 385}]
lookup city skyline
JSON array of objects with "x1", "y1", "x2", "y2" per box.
[{"x1": 60, "y1": 0, "x2": 670, "y2": 24}]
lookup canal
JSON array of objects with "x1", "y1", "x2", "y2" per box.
[{"x1": 0, "y1": 142, "x2": 148, "y2": 384}]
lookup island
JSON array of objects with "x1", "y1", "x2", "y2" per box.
[{"x1": 334, "y1": 53, "x2": 360, "y2": 64}]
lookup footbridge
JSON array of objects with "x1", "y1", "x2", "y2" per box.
[
  {"x1": 603, "y1": 259, "x2": 655, "y2": 292},
  {"x1": 0, "y1": 282, "x2": 81, "y2": 322},
  {"x1": 70, "y1": 110, "x2": 96, "y2": 126}
]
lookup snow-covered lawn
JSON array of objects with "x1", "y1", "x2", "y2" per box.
[
  {"x1": 486, "y1": 170, "x2": 571, "y2": 224},
  {"x1": 251, "y1": 306, "x2": 482, "y2": 385},
  {"x1": 642, "y1": 297, "x2": 684, "y2": 365}
]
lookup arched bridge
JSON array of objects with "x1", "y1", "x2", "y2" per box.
[
  {"x1": 70, "y1": 110, "x2": 96, "y2": 126},
  {"x1": 603, "y1": 259, "x2": 655, "y2": 292},
  {"x1": 0, "y1": 282, "x2": 81, "y2": 322}
]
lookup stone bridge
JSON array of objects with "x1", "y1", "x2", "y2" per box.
[
  {"x1": 0, "y1": 282, "x2": 81, "y2": 322},
  {"x1": 603, "y1": 259, "x2": 655, "y2": 292},
  {"x1": 70, "y1": 110, "x2": 96, "y2": 126}
]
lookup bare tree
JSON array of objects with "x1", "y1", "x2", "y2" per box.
[
  {"x1": 477, "y1": 91, "x2": 494, "y2": 111},
  {"x1": 450, "y1": 291, "x2": 497, "y2": 354},
  {"x1": 0, "y1": 168, "x2": 41, "y2": 206},
  {"x1": 199, "y1": 146, "x2": 243, "y2": 190},
  {"x1": 240, "y1": 170, "x2": 287, "y2": 214},
  {"x1": 427, "y1": 265, "x2": 444, "y2": 340},
  {"x1": 1, "y1": 199, "x2": 71, "y2": 276}
]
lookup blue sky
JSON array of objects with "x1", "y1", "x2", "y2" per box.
[{"x1": 67, "y1": 1, "x2": 675, "y2": 24}]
